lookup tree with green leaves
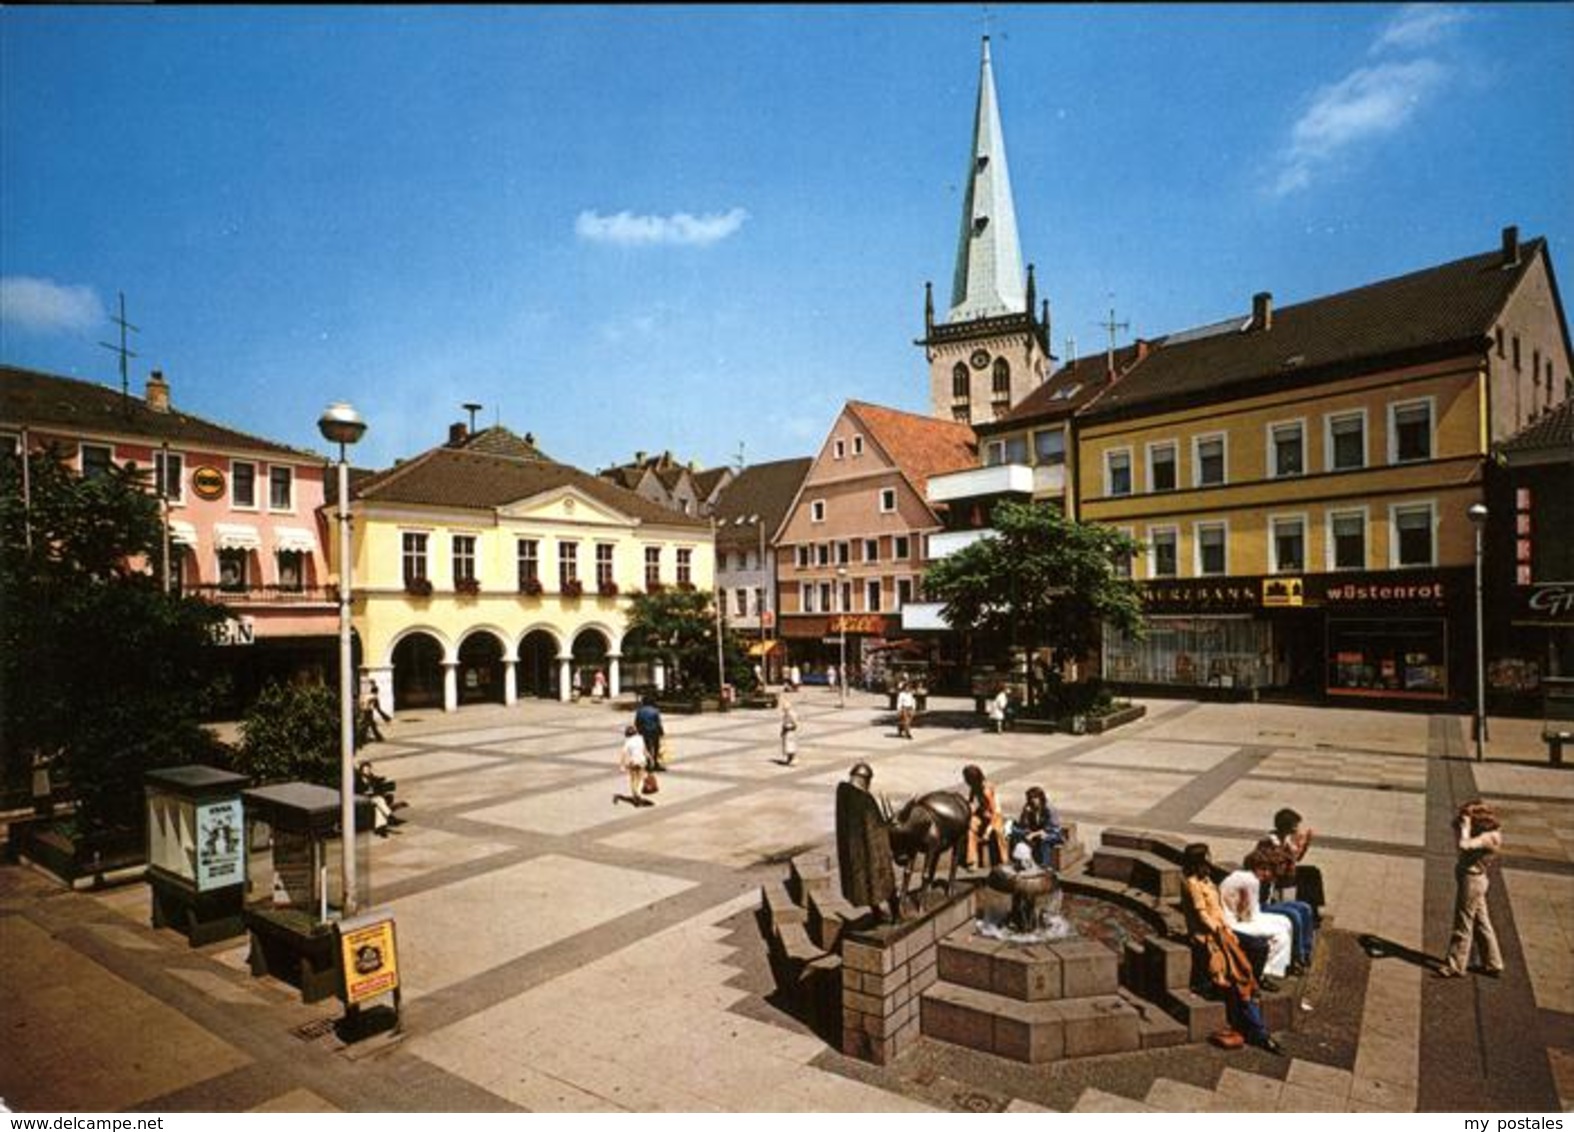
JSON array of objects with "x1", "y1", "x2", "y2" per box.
[
  {"x1": 233, "y1": 680, "x2": 342, "y2": 787},
  {"x1": 621, "y1": 586, "x2": 750, "y2": 694},
  {"x1": 0, "y1": 447, "x2": 228, "y2": 838},
  {"x1": 922, "y1": 500, "x2": 1144, "y2": 711}
]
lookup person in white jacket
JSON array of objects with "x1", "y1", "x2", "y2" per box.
[{"x1": 1218, "y1": 865, "x2": 1295, "y2": 985}]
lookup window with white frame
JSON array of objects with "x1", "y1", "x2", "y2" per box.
[
  {"x1": 596, "y1": 543, "x2": 615, "y2": 587},
  {"x1": 519, "y1": 539, "x2": 541, "y2": 588},
  {"x1": 897, "y1": 578, "x2": 913, "y2": 607},
  {"x1": 1328, "y1": 410, "x2": 1366, "y2": 472},
  {"x1": 819, "y1": 581, "x2": 833, "y2": 611},
  {"x1": 864, "y1": 538, "x2": 879, "y2": 562},
  {"x1": 1194, "y1": 434, "x2": 1226, "y2": 487},
  {"x1": 833, "y1": 439, "x2": 846, "y2": 459},
  {"x1": 894, "y1": 535, "x2": 910, "y2": 560},
  {"x1": 816, "y1": 543, "x2": 830, "y2": 567},
  {"x1": 452, "y1": 535, "x2": 477, "y2": 583},
  {"x1": 734, "y1": 588, "x2": 748, "y2": 617},
  {"x1": 1148, "y1": 441, "x2": 1178, "y2": 492},
  {"x1": 232, "y1": 460, "x2": 257, "y2": 507},
  {"x1": 1034, "y1": 427, "x2": 1066, "y2": 466},
  {"x1": 795, "y1": 545, "x2": 810, "y2": 569},
  {"x1": 277, "y1": 550, "x2": 304, "y2": 592},
  {"x1": 1389, "y1": 399, "x2": 1433, "y2": 463},
  {"x1": 676, "y1": 548, "x2": 693, "y2": 586},
  {"x1": 841, "y1": 580, "x2": 852, "y2": 612},
  {"x1": 80, "y1": 443, "x2": 113, "y2": 481},
  {"x1": 644, "y1": 546, "x2": 661, "y2": 588},
  {"x1": 1270, "y1": 515, "x2": 1306, "y2": 573},
  {"x1": 154, "y1": 450, "x2": 184, "y2": 502},
  {"x1": 1149, "y1": 527, "x2": 1179, "y2": 578},
  {"x1": 1106, "y1": 448, "x2": 1133, "y2": 496},
  {"x1": 1269, "y1": 421, "x2": 1304, "y2": 478},
  {"x1": 402, "y1": 532, "x2": 429, "y2": 582},
  {"x1": 1328, "y1": 510, "x2": 1366, "y2": 571},
  {"x1": 268, "y1": 465, "x2": 293, "y2": 511},
  {"x1": 811, "y1": 499, "x2": 826, "y2": 522},
  {"x1": 1195, "y1": 522, "x2": 1228, "y2": 576},
  {"x1": 836, "y1": 541, "x2": 850, "y2": 565},
  {"x1": 1391, "y1": 502, "x2": 1435, "y2": 567},
  {"x1": 852, "y1": 435, "x2": 864, "y2": 456},
  {"x1": 802, "y1": 581, "x2": 818, "y2": 613},
  {"x1": 866, "y1": 579, "x2": 882, "y2": 611},
  {"x1": 217, "y1": 548, "x2": 248, "y2": 592},
  {"x1": 559, "y1": 541, "x2": 579, "y2": 586},
  {"x1": 879, "y1": 488, "x2": 897, "y2": 513}
]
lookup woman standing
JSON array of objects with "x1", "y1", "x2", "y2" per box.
[
  {"x1": 780, "y1": 697, "x2": 800, "y2": 765},
  {"x1": 1437, "y1": 800, "x2": 1504, "y2": 978},
  {"x1": 962, "y1": 764, "x2": 1009, "y2": 868}
]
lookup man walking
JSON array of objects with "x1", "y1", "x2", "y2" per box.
[{"x1": 635, "y1": 694, "x2": 666, "y2": 772}]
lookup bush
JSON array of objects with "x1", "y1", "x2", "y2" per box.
[
  {"x1": 1021, "y1": 675, "x2": 1115, "y2": 721},
  {"x1": 234, "y1": 681, "x2": 342, "y2": 787}
]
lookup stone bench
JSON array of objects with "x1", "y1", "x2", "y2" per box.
[
  {"x1": 1087, "y1": 845, "x2": 1183, "y2": 901},
  {"x1": 921, "y1": 982, "x2": 1143, "y2": 1063}
]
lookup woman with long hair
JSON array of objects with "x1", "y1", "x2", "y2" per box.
[
  {"x1": 1437, "y1": 800, "x2": 1504, "y2": 978},
  {"x1": 1180, "y1": 842, "x2": 1283, "y2": 1055}
]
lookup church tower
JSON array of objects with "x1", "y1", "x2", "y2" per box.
[{"x1": 921, "y1": 37, "x2": 1051, "y2": 424}]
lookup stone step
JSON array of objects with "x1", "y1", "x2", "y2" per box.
[
  {"x1": 936, "y1": 929, "x2": 1119, "y2": 1001},
  {"x1": 921, "y1": 982, "x2": 1144, "y2": 1063},
  {"x1": 773, "y1": 920, "x2": 827, "y2": 973},
  {"x1": 1117, "y1": 988, "x2": 1190, "y2": 1050},
  {"x1": 760, "y1": 879, "x2": 806, "y2": 937},
  {"x1": 788, "y1": 851, "x2": 833, "y2": 905},
  {"x1": 807, "y1": 889, "x2": 859, "y2": 952},
  {"x1": 1099, "y1": 827, "x2": 1189, "y2": 865},
  {"x1": 1087, "y1": 845, "x2": 1182, "y2": 901}
]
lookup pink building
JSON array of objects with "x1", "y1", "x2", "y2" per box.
[{"x1": 2, "y1": 364, "x2": 337, "y2": 712}]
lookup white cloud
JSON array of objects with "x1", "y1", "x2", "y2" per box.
[
  {"x1": 1371, "y1": 4, "x2": 1470, "y2": 54},
  {"x1": 575, "y1": 208, "x2": 749, "y2": 248},
  {"x1": 0, "y1": 276, "x2": 105, "y2": 334}
]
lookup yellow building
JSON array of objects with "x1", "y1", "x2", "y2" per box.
[
  {"x1": 335, "y1": 426, "x2": 712, "y2": 711},
  {"x1": 1077, "y1": 229, "x2": 1570, "y2": 705}
]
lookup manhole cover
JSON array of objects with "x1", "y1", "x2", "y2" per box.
[{"x1": 292, "y1": 1017, "x2": 337, "y2": 1041}]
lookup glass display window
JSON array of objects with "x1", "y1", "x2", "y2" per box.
[{"x1": 1327, "y1": 618, "x2": 1447, "y2": 699}]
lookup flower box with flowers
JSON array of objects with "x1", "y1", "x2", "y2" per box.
[
  {"x1": 455, "y1": 576, "x2": 481, "y2": 597},
  {"x1": 676, "y1": 582, "x2": 696, "y2": 592},
  {"x1": 404, "y1": 576, "x2": 433, "y2": 598},
  {"x1": 560, "y1": 579, "x2": 584, "y2": 598},
  {"x1": 645, "y1": 582, "x2": 665, "y2": 595},
  {"x1": 519, "y1": 577, "x2": 544, "y2": 597},
  {"x1": 598, "y1": 581, "x2": 619, "y2": 597}
]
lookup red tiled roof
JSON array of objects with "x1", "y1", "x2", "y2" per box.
[{"x1": 846, "y1": 401, "x2": 978, "y2": 496}]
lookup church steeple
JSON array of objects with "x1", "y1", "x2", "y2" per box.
[{"x1": 948, "y1": 36, "x2": 1026, "y2": 323}]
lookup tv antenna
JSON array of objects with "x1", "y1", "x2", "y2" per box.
[
  {"x1": 99, "y1": 292, "x2": 139, "y2": 413},
  {"x1": 462, "y1": 402, "x2": 483, "y2": 433},
  {"x1": 1094, "y1": 300, "x2": 1129, "y2": 375}
]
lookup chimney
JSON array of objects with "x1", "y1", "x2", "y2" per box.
[
  {"x1": 1252, "y1": 291, "x2": 1274, "y2": 332},
  {"x1": 145, "y1": 370, "x2": 170, "y2": 413},
  {"x1": 448, "y1": 422, "x2": 468, "y2": 447},
  {"x1": 634, "y1": 450, "x2": 646, "y2": 464},
  {"x1": 1502, "y1": 225, "x2": 1521, "y2": 268},
  {"x1": 1134, "y1": 338, "x2": 1152, "y2": 363}
]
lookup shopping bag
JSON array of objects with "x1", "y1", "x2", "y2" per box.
[{"x1": 641, "y1": 771, "x2": 660, "y2": 795}]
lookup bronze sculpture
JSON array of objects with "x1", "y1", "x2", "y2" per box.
[
  {"x1": 835, "y1": 763, "x2": 899, "y2": 922},
  {"x1": 886, "y1": 791, "x2": 969, "y2": 911}
]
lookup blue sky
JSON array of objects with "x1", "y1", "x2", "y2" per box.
[{"x1": 3, "y1": 5, "x2": 1572, "y2": 473}]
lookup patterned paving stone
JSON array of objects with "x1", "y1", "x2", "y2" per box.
[{"x1": 1069, "y1": 739, "x2": 1241, "y2": 773}]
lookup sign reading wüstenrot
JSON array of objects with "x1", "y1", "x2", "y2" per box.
[
  {"x1": 338, "y1": 914, "x2": 399, "y2": 1006},
  {"x1": 1320, "y1": 579, "x2": 1447, "y2": 603}
]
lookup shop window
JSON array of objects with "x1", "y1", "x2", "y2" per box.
[
  {"x1": 1392, "y1": 503, "x2": 1435, "y2": 567},
  {"x1": 268, "y1": 466, "x2": 293, "y2": 511},
  {"x1": 218, "y1": 548, "x2": 248, "y2": 593},
  {"x1": 1329, "y1": 511, "x2": 1366, "y2": 571},
  {"x1": 1328, "y1": 411, "x2": 1366, "y2": 471},
  {"x1": 1106, "y1": 449, "x2": 1132, "y2": 497},
  {"x1": 1149, "y1": 528, "x2": 1178, "y2": 578},
  {"x1": 1034, "y1": 428, "x2": 1065, "y2": 466},
  {"x1": 80, "y1": 443, "x2": 113, "y2": 481},
  {"x1": 1194, "y1": 434, "x2": 1226, "y2": 487},
  {"x1": 1328, "y1": 618, "x2": 1447, "y2": 699},
  {"x1": 402, "y1": 532, "x2": 429, "y2": 583},
  {"x1": 1148, "y1": 442, "x2": 1177, "y2": 492},
  {"x1": 1103, "y1": 617, "x2": 1273, "y2": 690},
  {"x1": 232, "y1": 461, "x2": 257, "y2": 508},
  {"x1": 1196, "y1": 522, "x2": 1227, "y2": 576},
  {"x1": 1271, "y1": 516, "x2": 1305, "y2": 573},
  {"x1": 1270, "y1": 422, "x2": 1304, "y2": 477},
  {"x1": 1390, "y1": 400, "x2": 1433, "y2": 463}
]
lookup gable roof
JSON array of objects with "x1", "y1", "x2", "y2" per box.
[
  {"x1": 457, "y1": 425, "x2": 551, "y2": 461},
  {"x1": 692, "y1": 466, "x2": 732, "y2": 500},
  {"x1": 0, "y1": 363, "x2": 321, "y2": 461},
  {"x1": 712, "y1": 457, "x2": 812, "y2": 549},
  {"x1": 1082, "y1": 238, "x2": 1546, "y2": 422},
  {"x1": 846, "y1": 400, "x2": 978, "y2": 497},
  {"x1": 982, "y1": 345, "x2": 1141, "y2": 433},
  {"x1": 354, "y1": 445, "x2": 707, "y2": 528},
  {"x1": 1498, "y1": 396, "x2": 1574, "y2": 460}
]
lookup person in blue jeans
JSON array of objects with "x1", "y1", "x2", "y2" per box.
[
  {"x1": 1009, "y1": 786, "x2": 1065, "y2": 869},
  {"x1": 1180, "y1": 843, "x2": 1283, "y2": 1055},
  {"x1": 1247, "y1": 845, "x2": 1316, "y2": 974}
]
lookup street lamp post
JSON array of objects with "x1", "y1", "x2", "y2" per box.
[
  {"x1": 836, "y1": 565, "x2": 848, "y2": 709},
  {"x1": 1468, "y1": 502, "x2": 1489, "y2": 762},
  {"x1": 319, "y1": 402, "x2": 367, "y2": 915},
  {"x1": 712, "y1": 518, "x2": 727, "y2": 704}
]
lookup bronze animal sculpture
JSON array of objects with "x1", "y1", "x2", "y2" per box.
[{"x1": 884, "y1": 790, "x2": 970, "y2": 911}]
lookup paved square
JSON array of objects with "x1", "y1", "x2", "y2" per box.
[
  {"x1": 1069, "y1": 738, "x2": 1241, "y2": 773},
  {"x1": 466, "y1": 771, "x2": 740, "y2": 837},
  {"x1": 1193, "y1": 779, "x2": 1427, "y2": 847}
]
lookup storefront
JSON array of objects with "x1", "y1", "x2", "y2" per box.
[
  {"x1": 1102, "y1": 569, "x2": 1471, "y2": 706},
  {"x1": 779, "y1": 613, "x2": 902, "y2": 685}
]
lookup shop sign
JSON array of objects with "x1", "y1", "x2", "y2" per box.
[
  {"x1": 191, "y1": 465, "x2": 226, "y2": 500},
  {"x1": 1519, "y1": 582, "x2": 1574, "y2": 623},
  {"x1": 1261, "y1": 577, "x2": 1303, "y2": 607},
  {"x1": 338, "y1": 913, "x2": 400, "y2": 1005},
  {"x1": 1322, "y1": 579, "x2": 1447, "y2": 604},
  {"x1": 830, "y1": 615, "x2": 889, "y2": 635},
  {"x1": 211, "y1": 617, "x2": 255, "y2": 646},
  {"x1": 194, "y1": 798, "x2": 243, "y2": 892},
  {"x1": 1140, "y1": 579, "x2": 1259, "y2": 612}
]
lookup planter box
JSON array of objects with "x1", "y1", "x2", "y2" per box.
[
  {"x1": 1084, "y1": 704, "x2": 1146, "y2": 733},
  {"x1": 656, "y1": 697, "x2": 725, "y2": 715},
  {"x1": 7, "y1": 817, "x2": 144, "y2": 889},
  {"x1": 1007, "y1": 703, "x2": 1146, "y2": 736}
]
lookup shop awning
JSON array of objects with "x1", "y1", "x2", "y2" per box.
[
  {"x1": 213, "y1": 523, "x2": 262, "y2": 551},
  {"x1": 273, "y1": 526, "x2": 318, "y2": 553},
  {"x1": 167, "y1": 520, "x2": 198, "y2": 547},
  {"x1": 747, "y1": 640, "x2": 781, "y2": 657}
]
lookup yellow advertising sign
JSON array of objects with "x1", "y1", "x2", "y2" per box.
[
  {"x1": 1261, "y1": 577, "x2": 1303, "y2": 608},
  {"x1": 338, "y1": 914, "x2": 399, "y2": 1005},
  {"x1": 191, "y1": 465, "x2": 226, "y2": 500}
]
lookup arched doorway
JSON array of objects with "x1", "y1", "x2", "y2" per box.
[
  {"x1": 392, "y1": 632, "x2": 444, "y2": 710},
  {"x1": 517, "y1": 630, "x2": 558, "y2": 698},
  {"x1": 572, "y1": 628, "x2": 611, "y2": 697},
  {"x1": 457, "y1": 631, "x2": 506, "y2": 706}
]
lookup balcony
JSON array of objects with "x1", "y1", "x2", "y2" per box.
[
  {"x1": 928, "y1": 528, "x2": 993, "y2": 560},
  {"x1": 186, "y1": 584, "x2": 337, "y2": 606},
  {"x1": 927, "y1": 463, "x2": 1034, "y2": 505},
  {"x1": 1032, "y1": 462, "x2": 1067, "y2": 497},
  {"x1": 901, "y1": 602, "x2": 951, "y2": 631}
]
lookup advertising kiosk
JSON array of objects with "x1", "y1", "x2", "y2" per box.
[{"x1": 144, "y1": 766, "x2": 250, "y2": 945}]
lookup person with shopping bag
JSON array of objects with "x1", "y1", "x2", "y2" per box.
[{"x1": 616, "y1": 725, "x2": 655, "y2": 808}]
